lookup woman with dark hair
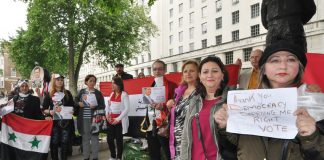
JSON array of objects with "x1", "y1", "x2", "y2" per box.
[
  {"x1": 180, "y1": 56, "x2": 236, "y2": 160},
  {"x1": 166, "y1": 60, "x2": 199, "y2": 160},
  {"x1": 75, "y1": 74, "x2": 105, "y2": 160},
  {"x1": 105, "y1": 76, "x2": 130, "y2": 160},
  {"x1": 43, "y1": 74, "x2": 74, "y2": 160},
  {"x1": 214, "y1": 41, "x2": 324, "y2": 159}
]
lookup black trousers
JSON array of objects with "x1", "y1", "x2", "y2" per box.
[
  {"x1": 147, "y1": 130, "x2": 171, "y2": 160},
  {"x1": 107, "y1": 123, "x2": 123, "y2": 159},
  {"x1": 50, "y1": 120, "x2": 71, "y2": 160}
]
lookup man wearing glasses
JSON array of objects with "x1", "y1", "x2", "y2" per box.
[
  {"x1": 238, "y1": 49, "x2": 263, "y2": 89},
  {"x1": 145, "y1": 60, "x2": 177, "y2": 160}
]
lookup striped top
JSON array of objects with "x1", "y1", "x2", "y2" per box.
[{"x1": 82, "y1": 90, "x2": 95, "y2": 119}]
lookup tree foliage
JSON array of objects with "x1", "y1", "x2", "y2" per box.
[{"x1": 9, "y1": 0, "x2": 157, "y2": 95}]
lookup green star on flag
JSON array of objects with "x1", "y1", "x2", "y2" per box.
[
  {"x1": 8, "y1": 132, "x2": 17, "y2": 142},
  {"x1": 29, "y1": 136, "x2": 41, "y2": 149}
]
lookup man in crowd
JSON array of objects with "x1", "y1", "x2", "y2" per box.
[
  {"x1": 146, "y1": 60, "x2": 177, "y2": 160},
  {"x1": 237, "y1": 49, "x2": 263, "y2": 89},
  {"x1": 114, "y1": 63, "x2": 133, "y2": 80}
]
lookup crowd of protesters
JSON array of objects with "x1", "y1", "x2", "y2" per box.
[{"x1": 1, "y1": 40, "x2": 324, "y2": 160}]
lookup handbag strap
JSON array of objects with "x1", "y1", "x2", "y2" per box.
[{"x1": 195, "y1": 103, "x2": 208, "y2": 160}]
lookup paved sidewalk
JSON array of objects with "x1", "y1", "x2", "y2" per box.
[{"x1": 69, "y1": 148, "x2": 110, "y2": 160}]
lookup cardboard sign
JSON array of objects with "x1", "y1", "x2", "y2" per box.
[{"x1": 226, "y1": 88, "x2": 298, "y2": 139}]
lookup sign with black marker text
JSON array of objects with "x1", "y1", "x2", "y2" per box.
[{"x1": 226, "y1": 88, "x2": 298, "y2": 139}]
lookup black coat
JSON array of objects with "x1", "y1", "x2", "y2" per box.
[
  {"x1": 12, "y1": 94, "x2": 44, "y2": 120},
  {"x1": 114, "y1": 72, "x2": 133, "y2": 80}
]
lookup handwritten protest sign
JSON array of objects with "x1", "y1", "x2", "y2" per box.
[{"x1": 226, "y1": 88, "x2": 298, "y2": 139}]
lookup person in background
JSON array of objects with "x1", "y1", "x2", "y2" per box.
[
  {"x1": 138, "y1": 72, "x2": 145, "y2": 78},
  {"x1": 166, "y1": 60, "x2": 199, "y2": 160},
  {"x1": 146, "y1": 59, "x2": 177, "y2": 160},
  {"x1": 114, "y1": 63, "x2": 133, "y2": 80},
  {"x1": 75, "y1": 74, "x2": 105, "y2": 160},
  {"x1": 214, "y1": 41, "x2": 324, "y2": 160},
  {"x1": 180, "y1": 56, "x2": 237, "y2": 160},
  {"x1": 105, "y1": 76, "x2": 130, "y2": 160},
  {"x1": 43, "y1": 74, "x2": 75, "y2": 160},
  {"x1": 236, "y1": 49, "x2": 263, "y2": 89}
]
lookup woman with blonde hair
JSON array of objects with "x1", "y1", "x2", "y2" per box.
[
  {"x1": 43, "y1": 74, "x2": 74, "y2": 160},
  {"x1": 167, "y1": 60, "x2": 199, "y2": 159}
]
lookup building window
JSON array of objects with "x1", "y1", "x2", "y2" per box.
[
  {"x1": 189, "y1": 27, "x2": 194, "y2": 39},
  {"x1": 189, "y1": 42, "x2": 195, "y2": 51},
  {"x1": 179, "y1": 17, "x2": 183, "y2": 27},
  {"x1": 173, "y1": 62, "x2": 178, "y2": 72},
  {"x1": 169, "y1": 35, "x2": 173, "y2": 44},
  {"x1": 169, "y1": 21, "x2": 173, "y2": 31},
  {"x1": 11, "y1": 68, "x2": 16, "y2": 77},
  {"x1": 141, "y1": 55, "x2": 145, "y2": 63},
  {"x1": 201, "y1": 22, "x2": 207, "y2": 34},
  {"x1": 243, "y1": 48, "x2": 252, "y2": 62},
  {"x1": 251, "y1": 3, "x2": 260, "y2": 18},
  {"x1": 169, "y1": 48, "x2": 173, "y2": 55},
  {"x1": 170, "y1": 0, "x2": 173, "y2": 4},
  {"x1": 201, "y1": 6, "x2": 207, "y2": 18},
  {"x1": 135, "y1": 70, "x2": 138, "y2": 77},
  {"x1": 216, "y1": 17, "x2": 222, "y2": 29},
  {"x1": 225, "y1": 51, "x2": 233, "y2": 64},
  {"x1": 148, "y1": 67, "x2": 152, "y2": 75},
  {"x1": 202, "y1": 39, "x2": 207, "y2": 48},
  {"x1": 232, "y1": 0, "x2": 239, "y2": 5},
  {"x1": 179, "y1": 3, "x2": 183, "y2": 13},
  {"x1": 135, "y1": 57, "x2": 139, "y2": 64},
  {"x1": 216, "y1": 0, "x2": 222, "y2": 12},
  {"x1": 169, "y1": 8, "x2": 173, "y2": 18},
  {"x1": 189, "y1": 12, "x2": 194, "y2": 23},
  {"x1": 232, "y1": 10, "x2": 239, "y2": 24},
  {"x1": 190, "y1": 0, "x2": 194, "y2": 8},
  {"x1": 148, "y1": 53, "x2": 151, "y2": 61},
  {"x1": 179, "y1": 31, "x2": 183, "y2": 42},
  {"x1": 232, "y1": 30, "x2": 239, "y2": 41},
  {"x1": 215, "y1": 35, "x2": 222, "y2": 45},
  {"x1": 251, "y1": 24, "x2": 260, "y2": 37},
  {"x1": 202, "y1": 0, "x2": 206, "y2": 3},
  {"x1": 179, "y1": 46, "x2": 183, "y2": 54}
]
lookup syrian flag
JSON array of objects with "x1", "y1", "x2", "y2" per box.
[{"x1": 1, "y1": 113, "x2": 53, "y2": 160}]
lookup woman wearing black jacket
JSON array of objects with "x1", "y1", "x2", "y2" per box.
[
  {"x1": 43, "y1": 74, "x2": 74, "y2": 160},
  {"x1": 75, "y1": 74, "x2": 105, "y2": 160}
]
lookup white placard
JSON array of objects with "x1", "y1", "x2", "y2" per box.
[
  {"x1": 142, "y1": 87, "x2": 166, "y2": 104},
  {"x1": 226, "y1": 88, "x2": 298, "y2": 139},
  {"x1": 85, "y1": 93, "x2": 98, "y2": 106},
  {"x1": 53, "y1": 106, "x2": 73, "y2": 120}
]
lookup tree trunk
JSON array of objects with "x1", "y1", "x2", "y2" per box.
[{"x1": 67, "y1": 0, "x2": 77, "y2": 97}]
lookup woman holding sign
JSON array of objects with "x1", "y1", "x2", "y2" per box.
[
  {"x1": 43, "y1": 74, "x2": 75, "y2": 160},
  {"x1": 75, "y1": 74, "x2": 105, "y2": 160},
  {"x1": 180, "y1": 56, "x2": 237, "y2": 160},
  {"x1": 105, "y1": 76, "x2": 130, "y2": 160},
  {"x1": 214, "y1": 41, "x2": 324, "y2": 160}
]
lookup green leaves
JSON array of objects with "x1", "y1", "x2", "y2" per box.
[{"x1": 8, "y1": 0, "x2": 156, "y2": 94}]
